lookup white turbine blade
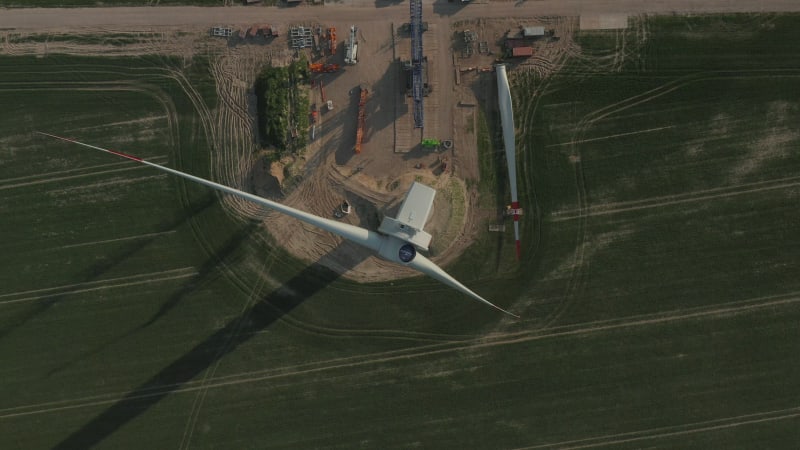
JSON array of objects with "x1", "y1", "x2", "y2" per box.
[
  {"x1": 40, "y1": 132, "x2": 517, "y2": 317},
  {"x1": 407, "y1": 253, "x2": 519, "y2": 318},
  {"x1": 497, "y1": 64, "x2": 523, "y2": 260},
  {"x1": 36, "y1": 132, "x2": 384, "y2": 252},
  {"x1": 496, "y1": 64, "x2": 518, "y2": 203}
]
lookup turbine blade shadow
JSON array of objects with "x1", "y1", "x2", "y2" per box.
[
  {"x1": 45, "y1": 219, "x2": 262, "y2": 378},
  {"x1": 52, "y1": 243, "x2": 364, "y2": 449},
  {"x1": 0, "y1": 193, "x2": 216, "y2": 343},
  {"x1": 138, "y1": 221, "x2": 262, "y2": 329}
]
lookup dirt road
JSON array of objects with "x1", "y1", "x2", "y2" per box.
[{"x1": 2, "y1": 1, "x2": 800, "y2": 31}]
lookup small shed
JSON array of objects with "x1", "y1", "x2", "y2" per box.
[
  {"x1": 512, "y1": 47, "x2": 534, "y2": 58},
  {"x1": 522, "y1": 26, "x2": 545, "y2": 37}
]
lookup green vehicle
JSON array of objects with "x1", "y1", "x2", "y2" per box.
[{"x1": 421, "y1": 138, "x2": 440, "y2": 148}]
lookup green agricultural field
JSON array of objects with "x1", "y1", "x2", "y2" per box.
[{"x1": 1, "y1": 13, "x2": 800, "y2": 449}]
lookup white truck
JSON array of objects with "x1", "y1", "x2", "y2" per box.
[{"x1": 344, "y1": 25, "x2": 358, "y2": 65}]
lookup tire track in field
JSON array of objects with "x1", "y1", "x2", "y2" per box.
[
  {"x1": 245, "y1": 281, "x2": 477, "y2": 344},
  {"x1": 178, "y1": 234, "x2": 280, "y2": 449},
  {"x1": 510, "y1": 71, "x2": 548, "y2": 319},
  {"x1": 514, "y1": 25, "x2": 647, "y2": 323},
  {"x1": 537, "y1": 70, "x2": 752, "y2": 327},
  {"x1": 58, "y1": 230, "x2": 177, "y2": 250},
  {"x1": 208, "y1": 49, "x2": 290, "y2": 222},
  {"x1": 0, "y1": 160, "x2": 169, "y2": 191},
  {"x1": 209, "y1": 52, "x2": 264, "y2": 220},
  {"x1": 148, "y1": 61, "x2": 265, "y2": 325},
  {"x1": 545, "y1": 125, "x2": 674, "y2": 147},
  {"x1": 0, "y1": 267, "x2": 197, "y2": 306},
  {"x1": 4, "y1": 289, "x2": 799, "y2": 421},
  {"x1": 0, "y1": 158, "x2": 164, "y2": 186},
  {"x1": 63, "y1": 115, "x2": 169, "y2": 133},
  {"x1": 159, "y1": 64, "x2": 216, "y2": 148},
  {"x1": 541, "y1": 100, "x2": 590, "y2": 327},
  {"x1": 483, "y1": 289, "x2": 800, "y2": 347},
  {"x1": 535, "y1": 67, "x2": 800, "y2": 323},
  {"x1": 518, "y1": 406, "x2": 800, "y2": 449},
  {"x1": 8, "y1": 74, "x2": 182, "y2": 153},
  {"x1": 550, "y1": 173, "x2": 800, "y2": 221}
]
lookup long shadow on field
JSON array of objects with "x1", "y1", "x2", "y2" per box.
[
  {"x1": 0, "y1": 193, "x2": 217, "y2": 343},
  {"x1": 45, "y1": 219, "x2": 262, "y2": 378},
  {"x1": 53, "y1": 242, "x2": 365, "y2": 450},
  {"x1": 139, "y1": 220, "x2": 263, "y2": 329}
]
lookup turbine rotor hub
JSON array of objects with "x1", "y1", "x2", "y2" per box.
[{"x1": 398, "y1": 243, "x2": 417, "y2": 263}]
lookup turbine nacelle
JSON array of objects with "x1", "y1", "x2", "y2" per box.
[{"x1": 377, "y1": 181, "x2": 435, "y2": 251}]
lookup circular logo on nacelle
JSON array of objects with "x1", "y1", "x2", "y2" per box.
[{"x1": 398, "y1": 244, "x2": 416, "y2": 263}]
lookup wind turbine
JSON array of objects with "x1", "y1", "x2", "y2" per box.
[{"x1": 37, "y1": 132, "x2": 518, "y2": 318}]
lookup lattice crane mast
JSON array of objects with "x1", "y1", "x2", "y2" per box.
[{"x1": 410, "y1": 0, "x2": 424, "y2": 129}]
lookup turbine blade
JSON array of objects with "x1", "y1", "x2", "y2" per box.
[
  {"x1": 36, "y1": 132, "x2": 384, "y2": 253},
  {"x1": 498, "y1": 65, "x2": 522, "y2": 261},
  {"x1": 39, "y1": 132, "x2": 516, "y2": 317},
  {"x1": 407, "y1": 253, "x2": 519, "y2": 318}
]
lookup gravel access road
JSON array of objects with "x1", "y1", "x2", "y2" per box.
[{"x1": 2, "y1": 1, "x2": 800, "y2": 31}]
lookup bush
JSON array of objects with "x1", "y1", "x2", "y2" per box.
[{"x1": 255, "y1": 57, "x2": 311, "y2": 155}]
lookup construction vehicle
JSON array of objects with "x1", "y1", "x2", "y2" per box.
[
  {"x1": 309, "y1": 63, "x2": 340, "y2": 73},
  {"x1": 327, "y1": 27, "x2": 337, "y2": 55},
  {"x1": 345, "y1": 26, "x2": 359, "y2": 65},
  {"x1": 354, "y1": 87, "x2": 368, "y2": 154},
  {"x1": 421, "y1": 138, "x2": 440, "y2": 148},
  {"x1": 333, "y1": 200, "x2": 351, "y2": 218}
]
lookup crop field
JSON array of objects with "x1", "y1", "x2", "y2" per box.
[{"x1": 1, "y1": 13, "x2": 800, "y2": 449}]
